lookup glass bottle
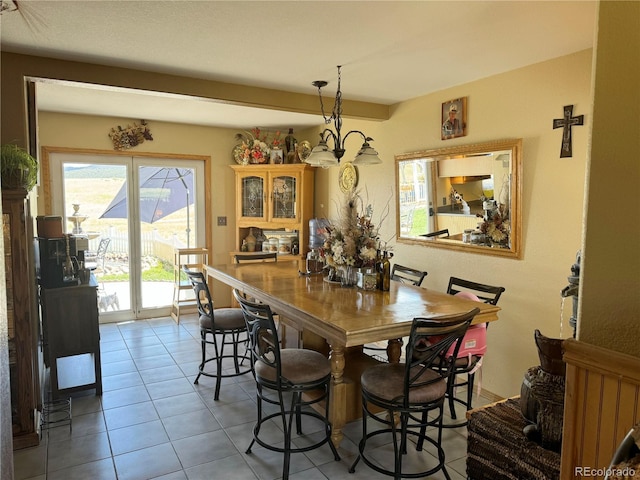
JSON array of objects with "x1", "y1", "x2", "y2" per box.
[
  {"x1": 381, "y1": 251, "x2": 391, "y2": 291},
  {"x1": 375, "y1": 249, "x2": 383, "y2": 289},
  {"x1": 285, "y1": 128, "x2": 298, "y2": 164},
  {"x1": 245, "y1": 228, "x2": 256, "y2": 252}
]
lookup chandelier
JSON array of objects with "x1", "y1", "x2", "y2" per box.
[{"x1": 305, "y1": 66, "x2": 382, "y2": 167}]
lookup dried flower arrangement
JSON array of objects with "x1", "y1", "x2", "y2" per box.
[
  {"x1": 109, "y1": 120, "x2": 153, "y2": 150},
  {"x1": 480, "y1": 203, "x2": 510, "y2": 244},
  {"x1": 321, "y1": 190, "x2": 390, "y2": 268},
  {"x1": 233, "y1": 128, "x2": 282, "y2": 165}
]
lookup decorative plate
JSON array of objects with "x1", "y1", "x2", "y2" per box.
[
  {"x1": 338, "y1": 162, "x2": 358, "y2": 193},
  {"x1": 297, "y1": 140, "x2": 312, "y2": 162},
  {"x1": 232, "y1": 144, "x2": 246, "y2": 165}
]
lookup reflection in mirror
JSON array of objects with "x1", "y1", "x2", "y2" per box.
[{"x1": 395, "y1": 139, "x2": 522, "y2": 259}]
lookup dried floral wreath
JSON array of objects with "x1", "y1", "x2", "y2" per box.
[{"x1": 109, "y1": 120, "x2": 153, "y2": 150}]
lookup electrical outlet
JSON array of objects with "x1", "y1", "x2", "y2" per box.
[
  {"x1": 217, "y1": 216, "x2": 227, "y2": 226},
  {"x1": 442, "y1": 197, "x2": 447, "y2": 206}
]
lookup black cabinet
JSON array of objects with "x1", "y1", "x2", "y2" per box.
[{"x1": 40, "y1": 280, "x2": 102, "y2": 399}]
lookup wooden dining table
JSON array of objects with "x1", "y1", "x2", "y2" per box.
[{"x1": 206, "y1": 261, "x2": 500, "y2": 447}]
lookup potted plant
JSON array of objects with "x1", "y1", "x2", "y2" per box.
[{"x1": 1, "y1": 144, "x2": 38, "y2": 191}]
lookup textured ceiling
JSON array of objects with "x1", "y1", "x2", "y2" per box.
[{"x1": 1, "y1": 0, "x2": 597, "y2": 129}]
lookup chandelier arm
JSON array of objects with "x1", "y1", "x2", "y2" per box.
[
  {"x1": 319, "y1": 128, "x2": 338, "y2": 146},
  {"x1": 342, "y1": 130, "x2": 371, "y2": 145}
]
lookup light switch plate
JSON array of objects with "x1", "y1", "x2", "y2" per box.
[{"x1": 217, "y1": 216, "x2": 227, "y2": 226}]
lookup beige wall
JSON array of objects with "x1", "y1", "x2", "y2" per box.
[
  {"x1": 579, "y1": 1, "x2": 640, "y2": 355},
  {"x1": 316, "y1": 49, "x2": 593, "y2": 397}
]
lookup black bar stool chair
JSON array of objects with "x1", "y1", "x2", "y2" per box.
[
  {"x1": 233, "y1": 289, "x2": 340, "y2": 480},
  {"x1": 363, "y1": 264, "x2": 428, "y2": 360},
  {"x1": 443, "y1": 276, "x2": 505, "y2": 427},
  {"x1": 183, "y1": 267, "x2": 251, "y2": 400},
  {"x1": 390, "y1": 263, "x2": 428, "y2": 286},
  {"x1": 349, "y1": 308, "x2": 479, "y2": 479}
]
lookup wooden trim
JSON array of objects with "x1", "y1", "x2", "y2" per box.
[
  {"x1": 561, "y1": 339, "x2": 640, "y2": 479},
  {"x1": 563, "y1": 339, "x2": 640, "y2": 385}
]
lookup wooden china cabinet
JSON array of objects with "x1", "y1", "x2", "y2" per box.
[
  {"x1": 2, "y1": 188, "x2": 41, "y2": 449},
  {"x1": 229, "y1": 164, "x2": 314, "y2": 261}
]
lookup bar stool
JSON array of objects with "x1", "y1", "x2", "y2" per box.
[
  {"x1": 443, "y1": 276, "x2": 505, "y2": 427},
  {"x1": 363, "y1": 263, "x2": 428, "y2": 360},
  {"x1": 349, "y1": 308, "x2": 479, "y2": 479},
  {"x1": 183, "y1": 267, "x2": 251, "y2": 400},
  {"x1": 233, "y1": 289, "x2": 340, "y2": 480}
]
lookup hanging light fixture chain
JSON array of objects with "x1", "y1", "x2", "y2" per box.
[
  {"x1": 333, "y1": 66, "x2": 342, "y2": 122},
  {"x1": 316, "y1": 82, "x2": 332, "y2": 125},
  {"x1": 306, "y1": 65, "x2": 382, "y2": 166}
]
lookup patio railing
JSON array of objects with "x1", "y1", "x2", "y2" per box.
[{"x1": 88, "y1": 228, "x2": 187, "y2": 264}]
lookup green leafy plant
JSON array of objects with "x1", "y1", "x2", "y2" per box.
[{"x1": 1, "y1": 144, "x2": 38, "y2": 191}]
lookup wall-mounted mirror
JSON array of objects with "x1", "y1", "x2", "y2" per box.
[{"x1": 395, "y1": 139, "x2": 522, "y2": 259}]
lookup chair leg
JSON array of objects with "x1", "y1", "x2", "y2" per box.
[
  {"x1": 246, "y1": 385, "x2": 262, "y2": 454},
  {"x1": 398, "y1": 411, "x2": 408, "y2": 479},
  {"x1": 467, "y1": 372, "x2": 476, "y2": 410},
  {"x1": 283, "y1": 391, "x2": 296, "y2": 480},
  {"x1": 213, "y1": 334, "x2": 223, "y2": 401},
  {"x1": 193, "y1": 330, "x2": 206, "y2": 385},
  {"x1": 437, "y1": 407, "x2": 452, "y2": 480},
  {"x1": 416, "y1": 410, "x2": 427, "y2": 451},
  {"x1": 349, "y1": 398, "x2": 367, "y2": 473},
  {"x1": 448, "y1": 371, "x2": 458, "y2": 419}
]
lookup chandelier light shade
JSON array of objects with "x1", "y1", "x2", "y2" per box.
[{"x1": 305, "y1": 66, "x2": 382, "y2": 167}]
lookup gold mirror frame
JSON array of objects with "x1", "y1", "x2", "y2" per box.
[{"x1": 395, "y1": 139, "x2": 522, "y2": 259}]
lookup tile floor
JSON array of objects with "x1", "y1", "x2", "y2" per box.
[{"x1": 13, "y1": 314, "x2": 493, "y2": 480}]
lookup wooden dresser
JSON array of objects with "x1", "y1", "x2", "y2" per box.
[{"x1": 2, "y1": 188, "x2": 41, "y2": 449}]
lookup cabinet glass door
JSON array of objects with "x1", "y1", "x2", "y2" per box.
[
  {"x1": 271, "y1": 175, "x2": 297, "y2": 219},
  {"x1": 241, "y1": 175, "x2": 265, "y2": 218}
]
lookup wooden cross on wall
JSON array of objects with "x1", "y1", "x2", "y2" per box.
[{"x1": 553, "y1": 104, "x2": 584, "y2": 158}]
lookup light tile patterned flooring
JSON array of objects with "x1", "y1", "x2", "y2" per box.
[{"x1": 13, "y1": 314, "x2": 493, "y2": 480}]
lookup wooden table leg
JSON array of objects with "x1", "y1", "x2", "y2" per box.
[
  {"x1": 387, "y1": 338, "x2": 403, "y2": 363},
  {"x1": 328, "y1": 344, "x2": 345, "y2": 448}
]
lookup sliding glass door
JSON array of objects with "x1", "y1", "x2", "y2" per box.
[{"x1": 48, "y1": 152, "x2": 205, "y2": 322}]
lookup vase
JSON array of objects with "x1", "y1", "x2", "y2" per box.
[
  {"x1": 244, "y1": 228, "x2": 256, "y2": 252},
  {"x1": 339, "y1": 265, "x2": 357, "y2": 287}
]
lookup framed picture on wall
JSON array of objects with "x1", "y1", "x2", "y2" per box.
[{"x1": 441, "y1": 97, "x2": 467, "y2": 140}]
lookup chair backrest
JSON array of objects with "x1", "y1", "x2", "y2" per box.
[
  {"x1": 182, "y1": 266, "x2": 213, "y2": 318},
  {"x1": 446, "y1": 277, "x2": 505, "y2": 305},
  {"x1": 233, "y1": 289, "x2": 284, "y2": 387},
  {"x1": 391, "y1": 264, "x2": 428, "y2": 286},
  {"x1": 404, "y1": 308, "x2": 479, "y2": 406},
  {"x1": 96, "y1": 238, "x2": 111, "y2": 257},
  {"x1": 421, "y1": 228, "x2": 449, "y2": 238},
  {"x1": 234, "y1": 252, "x2": 278, "y2": 263}
]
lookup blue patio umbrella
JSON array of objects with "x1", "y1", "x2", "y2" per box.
[{"x1": 100, "y1": 167, "x2": 194, "y2": 247}]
